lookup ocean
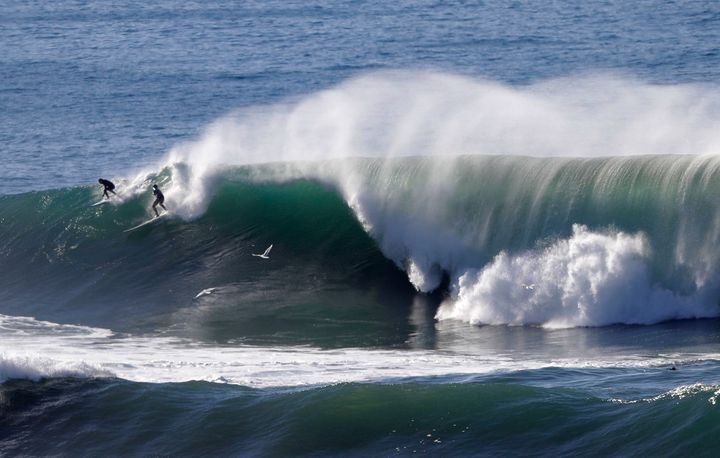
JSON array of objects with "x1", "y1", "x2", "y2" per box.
[{"x1": 2, "y1": 1, "x2": 720, "y2": 456}]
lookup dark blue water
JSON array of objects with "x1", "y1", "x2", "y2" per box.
[
  {"x1": 3, "y1": 1, "x2": 720, "y2": 456},
  {"x1": 3, "y1": 0, "x2": 720, "y2": 194}
]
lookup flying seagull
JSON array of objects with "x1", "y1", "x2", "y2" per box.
[
  {"x1": 252, "y1": 244, "x2": 273, "y2": 259},
  {"x1": 194, "y1": 287, "x2": 218, "y2": 299}
]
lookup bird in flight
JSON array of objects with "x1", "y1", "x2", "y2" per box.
[{"x1": 252, "y1": 244, "x2": 273, "y2": 259}]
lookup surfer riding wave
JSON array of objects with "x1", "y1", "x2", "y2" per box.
[
  {"x1": 98, "y1": 178, "x2": 116, "y2": 199},
  {"x1": 152, "y1": 184, "x2": 167, "y2": 217}
]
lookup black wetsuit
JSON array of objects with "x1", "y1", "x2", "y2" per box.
[
  {"x1": 99, "y1": 178, "x2": 116, "y2": 199},
  {"x1": 152, "y1": 186, "x2": 167, "y2": 216}
]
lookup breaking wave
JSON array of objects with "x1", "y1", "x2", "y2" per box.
[{"x1": 4, "y1": 72, "x2": 720, "y2": 328}]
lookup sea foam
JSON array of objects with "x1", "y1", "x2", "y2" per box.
[
  {"x1": 436, "y1": 225, "x2": 719, "y2": 327},
  {"x1": 0, "y1": 354, "x2": 111, "y2": 384},
  {"x1": 2, "y1": 314, "x2": 717, "y2": 388}
]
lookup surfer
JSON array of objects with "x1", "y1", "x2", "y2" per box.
[
  {"x1": 98, "y1": 178, "x2": 117, "y2": 199},
  {"x1": 152, "y1": 184, "x2": 167, "y2": 217}
]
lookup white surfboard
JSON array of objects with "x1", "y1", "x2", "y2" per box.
[
  {"x1": 123, "y1": 212, "x2": 168, "y2": 232},
  {"x1": 91, "y1": 193, "x2": 122, "y2": 206}
]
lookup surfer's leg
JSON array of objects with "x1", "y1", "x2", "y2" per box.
[{"x1": 152, "y1": 199, "x2": 159, "y2": 216}]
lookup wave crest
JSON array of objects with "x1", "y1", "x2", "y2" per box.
[{"x1": 0, "y1": 353, "x2": 112, "y2": 384}]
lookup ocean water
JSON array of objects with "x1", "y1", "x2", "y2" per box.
[{"x1": 3, "y1": 1, "x2": 720, "y2": 456}]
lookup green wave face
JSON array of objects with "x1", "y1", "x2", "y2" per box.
[
  {"x1": 0, "y1": 177, "x2": 412, "y2": 345},
  {"x1": 297, "y1": 155, "x2": 720, "y2": 291},
  {"x1": 2, "y1": 155, "x2": 720, "y2": 337}
]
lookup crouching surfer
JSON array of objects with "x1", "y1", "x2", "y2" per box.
[
  {"x1": 98, "y1": 178, "x2": 117, "y2": 199},
  {"x1": 152, "y1": 184, "x2": 167, "y2": 217}
]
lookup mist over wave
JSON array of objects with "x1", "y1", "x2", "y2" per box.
[{"x1": 146, "y1": 71, "x2": 720, "y2": 219}]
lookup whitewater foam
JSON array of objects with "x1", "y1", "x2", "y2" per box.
[
  {"x1": 2, "y1": 314, "x2": 719, "y2": 388},
  {"x1": 436, "y1": 225, "x2": 719, "y2": 328},
  {"x1": 0, "y1": 354, "x2": 111, "y2": 383},
  {"x1": 610, "y1": 383, "x2": 720, "y2": 405}
]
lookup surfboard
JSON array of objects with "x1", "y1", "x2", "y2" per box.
[
  {"x1": 123, "y1": 212, "x2": 168, "y2": 232},
  {"x1": 91, "y1": 193, "x2": 122, "y2": 206}
]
